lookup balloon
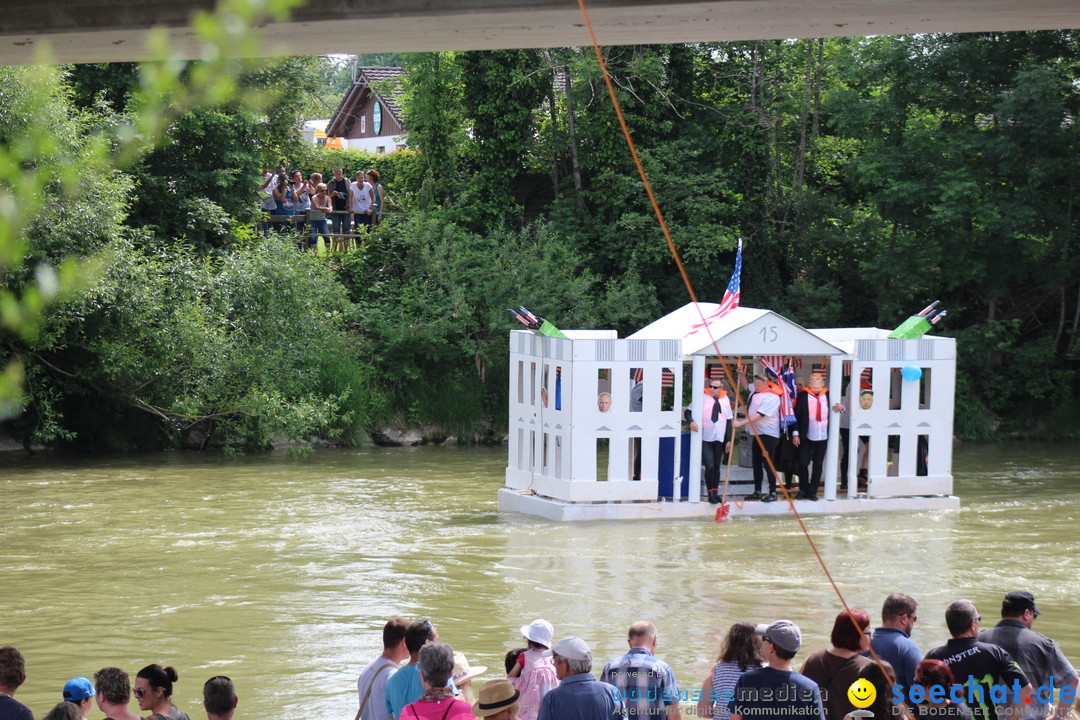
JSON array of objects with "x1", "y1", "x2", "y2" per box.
[{"x1": 901, "y1": 365, "x2": 922, "y2": 382}]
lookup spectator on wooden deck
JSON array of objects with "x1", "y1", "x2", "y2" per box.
[
  {"x1": 328, "y1": 168, "x2": 351, "y2": 235},
  {"x1": 368, "y1": 169, "x2": 385, "y2": 226}
]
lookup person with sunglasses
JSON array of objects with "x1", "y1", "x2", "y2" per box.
[
  {"x1": 687, "y1": 376, "x2": 733, "y2": 504},
  {"x1": 869, "y1": 593, "x2": 923, "y2": 690},
  {"x1": 134, "y1": 665, "x2": 191, "y2": 720}
]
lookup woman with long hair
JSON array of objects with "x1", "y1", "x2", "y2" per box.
[
  {"x1": 696, "y1": 621, "x2": 765, "y2": 719},
  {"x1": 135, "y1": 664, "x2": 190, "y2": 720}
]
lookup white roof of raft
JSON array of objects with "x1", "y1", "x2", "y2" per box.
[{"x1": 628, "y1": 303, "x2": 844, "y2": 357}]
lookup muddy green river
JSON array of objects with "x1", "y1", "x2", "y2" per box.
[{"x1": 1, "y1": 442, "x2": 1077, "y2": 718}]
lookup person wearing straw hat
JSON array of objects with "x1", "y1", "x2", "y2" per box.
[
  {"x1": 452, "y1": 653, "x2": 488, "y2": 705},
  {"x1": 508, "y1": 620, "x2": 559, "y2": 720},
  {"x1": 471, "y1": 680, "x2": 520, "y2": 720}
]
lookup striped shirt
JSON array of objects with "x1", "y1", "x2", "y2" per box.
[{"x1": 710, "y1": 661, "x2": 753, "y2": 720}]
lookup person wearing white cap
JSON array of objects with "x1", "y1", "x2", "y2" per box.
[
  {"x1": 508, "y1": 620, "x2": 559, "y2": 720},
  {"x1": 537, "y1": 637, "x2": 623, "y2": 720},
  {"x1": 728, "y1": 621, "x2": 823, "y2": 720}
]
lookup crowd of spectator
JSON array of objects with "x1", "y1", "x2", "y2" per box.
[
  {"x1": 354, "y1": 591, "x2": 1075, "y2": 720},
  {"x1": 0, "y1": 654, "x2": 235, "y2": 720},
  {"x1": 258, "y1": 164, "x2": 385, "y2": 250},
  {"x1": 2, "y1": 591, "x2": 1073, "y2": 720}
]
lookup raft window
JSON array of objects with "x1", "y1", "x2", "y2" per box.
[
  {"x1": 629, "y1": 436, "x2": 642, "y2": 480},
  {"x1": 542, "y1": 363, "x2": 550, "y2": 408},
  {"x1": 529, "y1": 430, "x2": 536, "y2": 471},
  {"x1": 856, "y1": 435, "x2": 870, "y2": 490},
  {"x1": 596, "y1": 438, "x2": 609, "y2": 481},
  {"x1": 597, "y1": 368, "x2": 612, "y2": 412},
  {"x1": 630, "y1": 368, "x2": 643, "y2": 412},
  {"x1": 530, "y1": 362, "x2": 537, "y2": 406},
  {"x1": 542, "y1": 432, "x2": 550, "y2": 474},
  {"x1": 889, "y1": 367, "x2": 903, "y2": 410},
  {"x1": 517, "y1": 361, "x2": 524, "y2": 404},
  {"x1": 554, "y1": 434, "x2": 563, "y2": 477},
  {"x1": 887, "y1": 434, "x2": 900, "y2": 476},
  {"x1": 661, "y1": 367, "x2": 675, "y2": 412},
  {"x1": 918, "y1": 368, "x2": 932, "y2": 409},
  {"x1": 916, "y1": 434, "x2": 929, "y2": 476},
  {"x1": 517, "y1": 428, "x2": 524, "y2": 470}
]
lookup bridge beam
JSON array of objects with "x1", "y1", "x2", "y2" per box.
[{"x1": 5, "y1": 0, "x2": 1080, "y2": 65}]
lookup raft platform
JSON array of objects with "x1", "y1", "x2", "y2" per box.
[{"x1": 499, "y1": 487, "x2": 959, "y2": 521}]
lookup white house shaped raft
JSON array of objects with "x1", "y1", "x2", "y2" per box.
[{"x1": 500, "y1": 303, "x2": 959, "y2": 521}]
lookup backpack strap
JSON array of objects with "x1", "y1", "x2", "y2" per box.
[{"x1": 354, "y1": 661, "x2": 395, "y2": 720}]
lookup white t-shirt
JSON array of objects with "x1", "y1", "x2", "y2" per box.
[
  {"x1": 747, "y1": 391, "x2": 780, "y2": 438},
  {"x1": 350, "y1": 181, "x2": 373, "y2": 213},
  {"x1": 357, "y1": 657, "x2": 398, "y2": 720}
]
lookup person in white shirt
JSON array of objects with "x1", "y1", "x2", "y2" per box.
[
  {"x1": 688, "y1": 377, "x2": 733, "y2": 504},
  {"x1": 733, "y1": 375, "x2": 781, "y2": 502}
]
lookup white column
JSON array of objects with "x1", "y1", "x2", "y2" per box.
[
  {"x1": 688, "y1": 354, "x2": 705, "y2": 502},
  {"x1": 823, "y1": 358, "x2": 842, "y2": 500}
]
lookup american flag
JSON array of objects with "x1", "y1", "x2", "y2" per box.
[
  {"x1": 683, "y1": 239, "x2": 743, "y2": 339},
  {"x1": 760, "y1": 355, "x2": 803, "y2": 371},
  {"x1": 759, "y1": 356, "x2": 781, "y2": 381},
  {"x1": 717, "y1": 238, "x2": 742, "y2": 316}
]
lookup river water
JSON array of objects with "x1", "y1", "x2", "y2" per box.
[{"x1": 1, "y1": 442, "x2": 1078, "y2": 719}]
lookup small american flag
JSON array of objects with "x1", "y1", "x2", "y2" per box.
[
  {"x1": 717, "y1": 238, "x2": 742, "y2": 316},
  {"x1": 683, "y1": 239, "x2": 743, "y2": 339},
  {"x1": 760, "y1": 355, "x2": 803, "y2": 371}
]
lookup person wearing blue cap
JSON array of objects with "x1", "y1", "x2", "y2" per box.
[{"x1": 62, "y1": 677, "x2": 95, "y2": 719}]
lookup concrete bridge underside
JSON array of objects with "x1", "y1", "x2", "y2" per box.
[{"x1": 6, "y1": 0, "x2": 1080, "y2": 65}]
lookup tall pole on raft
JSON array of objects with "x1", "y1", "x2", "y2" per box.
[
  {"x1": 688, "y1": 354, "x2": 705, "y2": 502},
  {"x1": 823, "y1": 358, "x2": 842, "y2": 500}
]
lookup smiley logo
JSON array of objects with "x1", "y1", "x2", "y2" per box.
[{"x1": 848, "y1": 678, "x2": 876, "y2": 709}]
